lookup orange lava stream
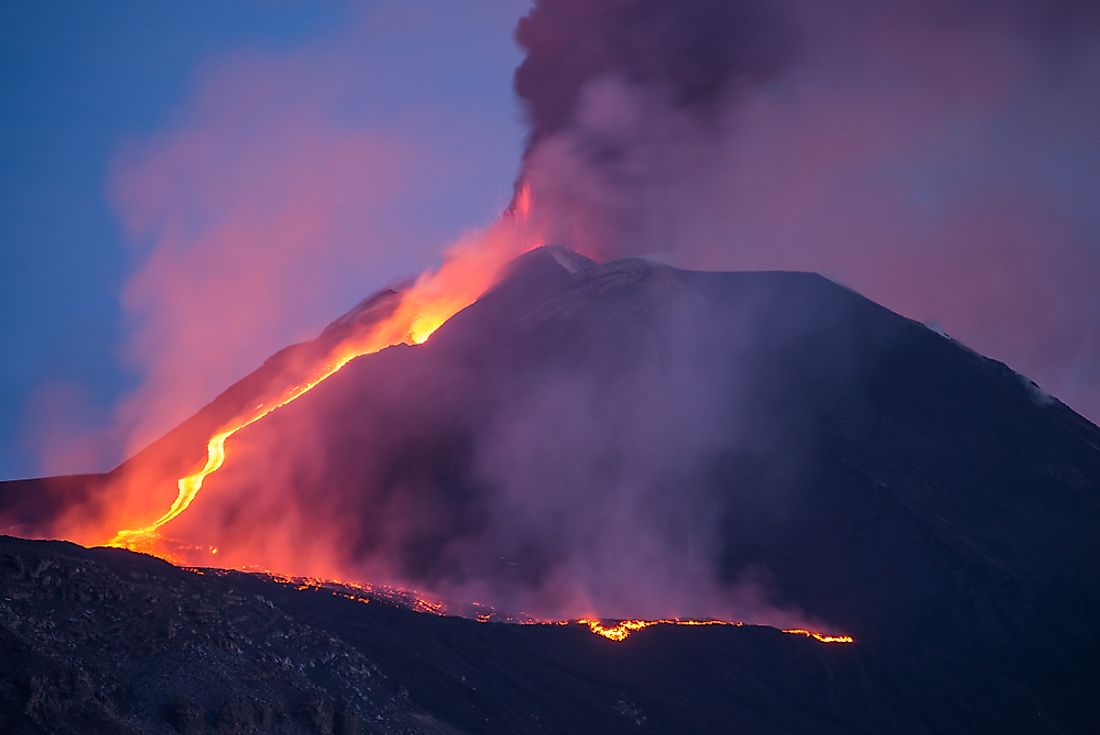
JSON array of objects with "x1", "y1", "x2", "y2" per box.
[
  {"x1": 576, "y1": 618, "x2": 854, "y2": 644},
  {"x1": 781, "y1": 628, "x2": 856, "y2": 644},
  {"x1": 104, "y1": 268, "x2": 488, "y2": 555},
  {"x1": 104, "y1": 187, "x2": 540, "y2": 556},
  {"x1": 106, "y1": 339, "x2": 413, "y2": 553}
]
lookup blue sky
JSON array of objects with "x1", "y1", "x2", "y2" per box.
[{"x1": 0, "y1": 1, "x2": 527, "y2": 479}]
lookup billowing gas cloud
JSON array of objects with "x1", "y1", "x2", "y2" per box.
[
  {"x1": 92, "y1": 1, "x2": 526, "y2": 468},
  {"x1": 517, "y1": 0, "x2": 1100, "y2": 421}
]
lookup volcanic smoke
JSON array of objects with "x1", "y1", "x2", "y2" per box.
[{"x1": 106, "y1": 188, "x2": 543, "y2": 555}]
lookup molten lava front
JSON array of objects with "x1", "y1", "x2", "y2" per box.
[
  {"x1": 575, "y1": 618, "x2": 854, "y2": 644},
  {"x1": 196, "y1": 568, "x2": 855, "y2": 645}
]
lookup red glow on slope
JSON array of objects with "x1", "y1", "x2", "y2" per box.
[
  {"x1": 575, "y1": 618, "x2": 853, "y2": 643},
  {"x1": 179, "y1": 567, "x2": 854, "y2": 644},
  {"x1": 104, "y1": 184, "x2": 542, "y2": 557}
]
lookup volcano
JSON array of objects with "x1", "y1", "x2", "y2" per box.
[{"x1": 3, "y1": 247, "x2": 1100, "y2": 733}]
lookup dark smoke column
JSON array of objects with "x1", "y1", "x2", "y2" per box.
[
  {"x1": 514, "y1": 0, "x2": 790, "y2": 153},
  {"x1": 511, "y1": 0, "x2": 793, "y2": 259},
  {"x1": 508, "y1": 0, "x2": 1100, "y2": 426}
]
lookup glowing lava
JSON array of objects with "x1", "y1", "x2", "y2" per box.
[
  {"x1": 106, "y1": 187, "x2": 541, "y2": 557},
  {"x1": 175, "y1": 565, "x2": 854, "y2": 645},
  {"x1": 574, "y1": 618, "x2": 854, "y2": 643},
  {"x1": 579, "y1": 618, "x2": 670, "y2": 641},
  {"x1": 107, "y1": 341, "x2": 401, "y2": 553},
  {"x1": 782, "y1": 628, "x2": 856, "y2": 644}
]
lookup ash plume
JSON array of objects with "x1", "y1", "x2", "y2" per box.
[{"x1": 516, "y1": 0, "x2": 1100, "y2": 421}]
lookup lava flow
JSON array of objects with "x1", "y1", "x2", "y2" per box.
[
  {"x1": 575, "y1": 618, "x2": 854, "y2": 644},
  {"x1": 107, "y1": 339, "x2": 408, "y2": 553},
  {"x1": 105, "y1": 189, "x2": 540, "y2": 557},
  {"x1": 185, "y1": 567, "x2": 856, "y2": 645}
]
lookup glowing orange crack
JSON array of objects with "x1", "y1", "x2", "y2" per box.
[
  {"x1": 781, "y1": 628, "x2": 856, "y2": 644},
  {"x1": 576, "y1": 618, "x2": 854, "y2": 644}
]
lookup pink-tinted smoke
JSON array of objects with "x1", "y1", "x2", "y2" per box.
[
  {"x1": 518, "y1": 0, "x2": 1100, "y2": 421},
  {"x1": 96, "y1": 2, "x2": 525, "y2": 465}
]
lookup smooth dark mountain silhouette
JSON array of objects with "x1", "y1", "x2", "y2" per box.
[{"x1": 3, "y1": 246, "x2": 1099, "y2": 733}]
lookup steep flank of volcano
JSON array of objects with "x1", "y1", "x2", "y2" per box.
[
  {"x1": 3, "y1": 247, "x2": 1100, "y2": 731},
  {"x1": 140, "y1": 249, "x2": 1100, "y2": 639}
]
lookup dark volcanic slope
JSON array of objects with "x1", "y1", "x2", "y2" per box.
[
  {"x1": 196, "y1": 250, "x2": 1100, "y2": 628},
  {"x1": 2, "y1": 534, "x2": 1095, "y2": 735}
]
